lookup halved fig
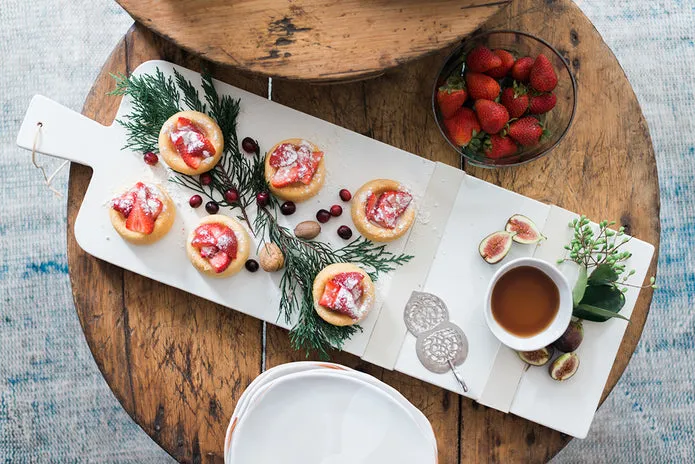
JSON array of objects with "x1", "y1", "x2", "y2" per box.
[
  {"x1": 479, "y1": 231, "x2": 514, "y2": 264},
  {"x1": 549, "y1": 352, "x2": 580, "y2": 381},
  {"x1": 505, "y1": 214, "x2": 546, "y2": 244},
  {"x1": 553, "y1": 319, "x2": 584, "y2": 353},
  {"x1": 517, "y1": 346, "x2": 553, "y2": 366}
]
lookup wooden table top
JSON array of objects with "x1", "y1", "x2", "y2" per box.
[
  {"x1": 115, "y1": 0, "x2": 509, "y2": 82},
  {"x1": 67, "y1": 1, "x2": 660, "y2": 462}
]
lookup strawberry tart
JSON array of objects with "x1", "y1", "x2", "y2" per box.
[
  {"x1": 158, "y1": 111, "x2": 224, "y2": 175},
  {"x1": 109, "y1": 182, "x2": 175, "y2": 245},
  {"x1": 186, "y1": 215, "x2": 250, "y2": 278},
  {"x1": 312, "y1": 263, "x2": 375, "y2": 326},
  {"x1": 264, "y1": 138, "x2": 325, "y2": 202},
  {"x1": 351, "y1": 179, "x2": 415, "y2": 242}
]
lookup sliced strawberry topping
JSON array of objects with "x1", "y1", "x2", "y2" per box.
[
  {"x1": 319, "y1": 272, "x2": 365, "y2": 319},
  {"x1": 191, "y1": 223, "x2": 238, "y2": 272},
  {"x1": 271, "y1": 165, "x2": 300, "y2": 188},
  {"x1": 111, "y1": 189, "x2": 136, "y2": 217},
  {"x1": 113, "y1": 183, "x2": 163, "y2": 235},
  {"x1": 365, "y1": 190, "x2": 412, "y2": 229},
  {"x1": 269, "y1": 142, "x2": 321, "y2": 186},
  {"x1": 269, "y1": 143, "x2": 299, "y2": 168},
  {"x1": 209, "y1": 251, "x2": 231, "y2": 273},
  {"x1": 125, "y1": 202, "x2": 155, "y2": 234},
  {"x1": 170, "y1": 117, "x2": 216, "y2": 168}
]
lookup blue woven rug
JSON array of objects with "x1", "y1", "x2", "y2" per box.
[{"x1": 1, "y1": 0, "x2": 692, "y2": 461}]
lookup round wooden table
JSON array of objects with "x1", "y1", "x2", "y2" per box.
[{"x1": 68, "y1": 1, "x2": 659, "y2": 462}]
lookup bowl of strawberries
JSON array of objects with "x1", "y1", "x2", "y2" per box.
[{"x1": 433, "y1": 30, "x2": 577, "y2": 167}]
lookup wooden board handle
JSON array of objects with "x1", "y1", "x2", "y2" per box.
[{"x1": 16, "y1": 95, "x2": 112, "y2": 168}]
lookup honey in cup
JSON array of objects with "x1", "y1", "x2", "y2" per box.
[{"x1": 491, "y1": 266, "x2": 559, "y2": 337}]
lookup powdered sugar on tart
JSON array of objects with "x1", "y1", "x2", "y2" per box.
[
  {"x1": 158, "y1": 110, "x2": 224, "y2": 175},
  {"x1": 351, "y1": 179, "x2": 416, "y2": 242},
  {"x1": 264, "y1": 138, "x2": 325, "y2": 202},
  {"x1": 109, "y1": 182, "x2": 175, "y2": 245}
]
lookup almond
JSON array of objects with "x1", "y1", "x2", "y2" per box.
[{"x1": 294, "y1": 220, "x2": 321, "y2": 240}]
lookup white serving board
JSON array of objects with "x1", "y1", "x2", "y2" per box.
[{"x1": 16, "y1": 60, "x2": 655, "y2": 439}]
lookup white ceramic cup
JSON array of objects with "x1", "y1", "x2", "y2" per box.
[{"x1": 484, "y1": 257, "x2": 572, "y2": 351}]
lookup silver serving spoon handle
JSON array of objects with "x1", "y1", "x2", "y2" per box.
[{"x1": 447, "y1": 359, "x2": 468, "y2": 393}]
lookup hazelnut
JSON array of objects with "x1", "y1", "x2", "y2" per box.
[{"x1": 259, "y1": 242, "x2": 284, "y2": 272}]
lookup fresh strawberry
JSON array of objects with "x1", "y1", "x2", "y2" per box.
[
  {"x1": 510, "y1": 56, "x2": 534, "y2": 82},
  {"x1": 466, "y1": 46, "x2": 502, "y2": 73},
  {"x1": 436, "y1": 75, "x2": 467, "y2": 118},
  {"x1": 269, "y1": 143, "x2": 298, "y2": 168},
  {"x1": 125, "y1": 202, "x2": 155, "y2": 234},
  {"x1": 209, "y1": 251, "x2": 231, "y2": 273},
  {"x1": 484, "y1": 135, "x2": 518, "y2": 159},
  {"x1": 215, "y1": 229, "x2": 238, "y2": 260},
  {"x1": 171, "y1": 117, "x2": 216, "y2": 168},
  {"x1": 486, "y1": 49, "x2": 515, "y2": 79},
  {"x1": 332, "y1": 272, "x2": 365, "y2": 301},
  {"x1": 199, "y1": 246, "x2": 218, "y2": 259},
  {"x1": 365, "y1": 193, "x2": 379, "y2": 220},
  {"x1": 443, "y1": 107, "x2": 481, "y2": 147},
  {"x1": 500, "y1": 85, "x2": 529, "y2": 119},
  {"x1": 373, "y1": 191, "x2": 412, "y2": 228},
  {"x1": 111, "y1": 190, "x2": 136, "y2": 217},
  {"x1": 297, "y1": 151, "x2": 323, "y2": 184},
  {"x1": 191, "y1": 225, "x2": 218, "y2": 248},
  {"x1": 271, "y1": 165, "x2": 300, "y2": 187},
  {"x1": 508, "y1": 117, "x2": 543, "y2": 146},
  {"x1": 319, "y1": 280, "x2": 342, "y2": 308},
  {"x1": 175, "y1": 139, "x2": 203, "y2": 169},
  {"x1": 529, "y1": 92, "x2": 557, "y2": 114},
  {"x1": 465, "y1": 72, "x2": 500, "y2": 101},
  {"x1": 529, "y1": 54, "x2": 558, "y2": 92},
  {"x1": 474, "y1": 100, "x2": 509, "y2": 135}
]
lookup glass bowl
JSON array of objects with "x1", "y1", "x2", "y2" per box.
[{"x1": 432, "y1": 30, "x2": 577, "y2": 168}]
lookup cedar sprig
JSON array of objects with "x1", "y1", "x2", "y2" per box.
[{"x1": 256, "y1": 207, "x2": 412, "y2": 358}]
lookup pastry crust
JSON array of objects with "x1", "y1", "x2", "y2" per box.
[
  {"x1": 186, "y1": 215, "x2": 251, "y2": 278},
  {"x1": 351, "y1": 179, "x2": 416, "y2": 243},
  {"x1": 312, "y1": 263, "x2": 375, "y2": 326},
  {"x1": 158, "y1": 110, "x2": 224, "y2": 175},
  {"x1": 109, "y1": 184, "x2": 175, "y2": 245},
  {"x1": 264, "y1": 138, "x2": 325, "y2": 202}
]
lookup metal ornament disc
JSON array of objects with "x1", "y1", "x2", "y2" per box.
[
  {"x1": 404, "y1": 291, "x2": 450, "y2": 336},
  {"x1": 415, "y1": 321, "x2": 469, "y2": 374}
]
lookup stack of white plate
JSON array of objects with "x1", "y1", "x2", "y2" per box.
[{"x1": 224, "y1": 361, "x2": 437, "y2": 464}]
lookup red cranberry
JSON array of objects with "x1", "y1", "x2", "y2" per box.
[
  {"x1": 337, "y1": 225, "x2": 353, "y2": 239},
  {"x1": 245, "y1": 259, "x2": 259, "y2": 272},
  {"x1": 242, "y1": 137, "x2": 259, "y2": 154},
  {"x1": 256, "y1": 192, "x2": 270, "y2": 207},
  {"x1": 280, "y1": 201, "x2": 296, "y2": 215},
  {"x1": 316, "y1": 209, "x2": 331, "y2": 223},
  {"x1": 143, "y1": 152, "x2": 158, "y2": 165},
  {"x1": 189, "y1": 195, "x2": 203, "y2": 208},
  {"x1": 205, "y1": 201, "x2": 219, "y2": 214},
  {"x1": 224, "y1": 188, "x2": 239, "y2": 203},
  {"x1": 330, "y1": 205, "x2": 343, "y2": 217},
  {"x1": 200, "y1": 173, "x2": 213, "y2": 186},
  {"x1": 339, "y1": 189, "x2": 352, "y2": 202}
]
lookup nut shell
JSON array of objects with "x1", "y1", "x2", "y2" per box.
[{"x1": 259, "y1": 243, "x2": 285, "y2": 272}]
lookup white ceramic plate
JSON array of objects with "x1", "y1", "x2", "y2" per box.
[
  {"x1": 225, "y1": 362, "x2": 437, "y2": 462},
  {"x1": 227, "y1": 370, "x2": 436, "y2": 464}
]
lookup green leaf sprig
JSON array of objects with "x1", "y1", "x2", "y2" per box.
[{"x1": 558, "y1": 216, "x2": 657, "y2": 323}]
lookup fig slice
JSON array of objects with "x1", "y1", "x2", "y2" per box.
[
  {"x1": 505, "y1": 214, "x2": 546, "y2": 244},
  {"x1": 549, "y1": 352, "x2": 580, "y2": 381},
  {"x1": 553, "y1": 319, "x2": 584, "y2": 353},
  {"x1": 517, "y1": 346, "x2": 553, "y2": 366},
  {"x1": 479, "y1": 231, "x2": 514, "y2": 264}
]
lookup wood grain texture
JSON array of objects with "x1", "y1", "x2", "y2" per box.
[
  {"x1": 115, "y1": 0, "x2": 509, "y2": 82},
  {"x1": 68, "y1": 0, "x2": 659, "y2": 461}
]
